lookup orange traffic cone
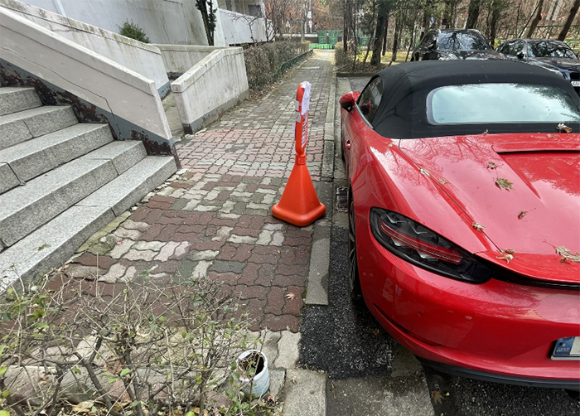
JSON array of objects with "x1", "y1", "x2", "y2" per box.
[
  {"x1": 272, "y1": 81, "x2": 325, "y2": 227},
  {"x1": 272, "y1": 158, "x2": 326, "y2": 227}
]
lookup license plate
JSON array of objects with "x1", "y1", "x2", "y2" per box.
[
  {"x1": 571, "y1": 81, "x2": 580, "y2": 87},
  {"x1": 552, "y1": 337, "x2": 580, "y2": 360}
]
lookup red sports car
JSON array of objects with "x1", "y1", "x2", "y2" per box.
[{"x1": 340, "y1": 60, "x2": 580, "y2": 389}]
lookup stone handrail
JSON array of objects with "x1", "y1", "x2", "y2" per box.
[{"x1": 171, "y1": 47, "x2": 249, "y2": 134}]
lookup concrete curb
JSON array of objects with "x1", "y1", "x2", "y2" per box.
[{"x1": 305, "y1": 58, "x2": 336, "y2": 307}]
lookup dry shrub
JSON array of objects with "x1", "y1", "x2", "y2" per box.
[{"x1": 244, "y1": 41, "x2": 310, "y2": 90}]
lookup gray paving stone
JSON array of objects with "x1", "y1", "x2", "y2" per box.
[
  {"x1": 283, "y1": 369, "x2": 326, "y2": 416},
  {"x1": 268, "y1": 368, "x2": 285, "y2": 399},
  {"x1": 263, "y1": 331, "x2": 281, "y2": 367},
  {"x1": 209, "y1": 260, "x2": 246, "y2": 274},
  {"x1": 0, "y1": 87, "x2": 41, "y2": 116},
  {"x1": 0, "y1": 158, "x2": 117, "y2": 247},
  {"x1": 0, "y1": 124, "x2": 113, "y2": 183},
  {"x1": 274, "y1": 331, "x2": 300, "y2": 369}
]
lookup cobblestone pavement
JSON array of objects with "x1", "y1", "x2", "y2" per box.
[{"x1": 62, "y1": 50, "x2": 335, "y2": 334}]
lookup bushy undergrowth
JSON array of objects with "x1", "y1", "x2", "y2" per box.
[
  {"x1": 244, "y1": 41, "x2": 310, "y2": 90},
  {"x1": 119, "y1": 20, "x2": 150, "y2": 43}
]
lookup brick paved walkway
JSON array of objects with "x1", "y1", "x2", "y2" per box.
[{"x1": 62, "y1": 50, "x2": 335, "y2": 333}]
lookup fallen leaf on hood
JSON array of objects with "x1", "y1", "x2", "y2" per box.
[
  {"x1": 438, "y1": 178, "x2": 448, "y2": 184},
  {"x1": 420, "y1": 168, "x2": 430, "y2": 176},
  {"x1": 555, "y1": 246, "x2": 580, "y2": 263},
  {"x1": 547, "y1": 134, "x2": 555, "y2": 138},
  {"x1": 557, "y1": 123, "x2": 572, "y2": 133},
  {"x1": 496, "y1": 253, "x2": 514, "y2": 264},
  {"x1": 495, "y1": 177, "x2": 513, "y2": 191},
  {"x1": 487, "y1": 161, "x2": 497, "y2": 169},
  {"x1": 518, "y1": 210, "x2": 527, "y2": 220},
  {"x1": 472, "y1": 222, "x2": 485, "y2": 231},
  {"x1": 482, "y1": 129, "x2": 488, "y2": 135},
  {"x1": 504, "y1": 248, "x2": 517, "y2": 254},
  {"x1": 285, "y1": 293, "x2": 296, "y2": 300}
]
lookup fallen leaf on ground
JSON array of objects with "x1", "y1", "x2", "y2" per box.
[
  {"x1": 496, "y1": 253, "x2": 514, "y2": 264},
  {"x1": 487, "y1": 161, "x2": 497, "y2": 169},
  {"x1": 472, "y1": 222, "x2": 485, "y2": 231},
  {"x1": 72, "y1": 401, "x2": 94, "y2": 413},
  {"x1": 431, "y1": 390, "x2": 444, "y2": 404},
  {"x1": 557, "y1": 123, "x2": 572, "y2": 133},
  {"x1": 373, "y1": 329, "x2": 380, "y2": 336},
  {"x1": 285, "y1": 293, "x2": 296, "y2": 300},
  {"x1": 555, "y1": 246, "x2": 580, "y2": 263},
  {"x1": 495, "y1": 177, "x2": 513, "y2": 191}
]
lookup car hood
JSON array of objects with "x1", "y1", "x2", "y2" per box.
[
  {"x1": 532, "y1": 57, "x2": 580, "y2": 72},
  {"x1": 398, "y1": 133, "x2": 580, "y2": 284},
  {"x1": 439, "y1": 50, "x2": 506, "y2": 60}
]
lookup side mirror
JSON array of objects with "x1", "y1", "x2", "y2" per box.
[
  {"x1": 516, "y1": 51, "x2": 525, "y2": 59},
  {"x1": 340, "y1": 91, "x2": 360, "y2": 112}
]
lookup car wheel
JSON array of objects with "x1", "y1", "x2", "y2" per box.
[{"x1": 348, "y1": 190, "x2": 363, "y2": 304}]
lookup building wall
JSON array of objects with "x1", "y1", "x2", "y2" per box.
[
  {"x1": 219, "y1": 9, "x2": 267, "y2": 44},
  {"x1": 0, "y1": 7, "x2": 174, "y2": 153},
  {"x1": 20, "y1": 0, "x2": 212, "y2": 45},
  {"x1": 0, "y1": 0, "x2": 171, "y2": 96}
]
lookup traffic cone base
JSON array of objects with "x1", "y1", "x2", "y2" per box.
[{"x1": 272, "y1": 162, "x2": 326, "y2": 227}]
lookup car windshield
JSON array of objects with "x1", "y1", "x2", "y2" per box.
[
  {"x1": 437, "y1": 32, "x2": 492, "y2": 51},
  {"x1": 428, "y1": 83, "x2": 580, "y2": 124},
  {"x1": 528, "y1": 41, "x2": 578, "y2": 59}
]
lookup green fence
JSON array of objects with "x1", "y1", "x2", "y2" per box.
[{"x1": 316, "y1": 30, "x2": 343, "y2": 46}]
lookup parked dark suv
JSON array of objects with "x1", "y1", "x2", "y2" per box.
[
  {"x1": 497, "y1": 39, "x2": 580, "y2": 94},
  {"x1": 411, "y1": 29, "x2": 505, "y2": 61}
]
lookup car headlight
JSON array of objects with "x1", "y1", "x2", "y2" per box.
[{"x1": 370, "y1": 208, "x2": 492, "y2": 283}]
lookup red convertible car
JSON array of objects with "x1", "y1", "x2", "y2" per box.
[{"x1": 340, "y1": 60, "x2": 580, "y2": 389}]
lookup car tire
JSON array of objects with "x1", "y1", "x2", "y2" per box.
[{"x1": 348, "y1": 190, "x2": 364, "y2": 304}]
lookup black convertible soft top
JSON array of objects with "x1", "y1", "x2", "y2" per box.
[{"x1": 368, "y1": 60, "x2": 580, "y2": 139}]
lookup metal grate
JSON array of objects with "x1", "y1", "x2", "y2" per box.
[{"x1": 336, "y1": 186, "x2": 348, "y2": 212}]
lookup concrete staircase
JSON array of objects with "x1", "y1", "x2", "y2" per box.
[{"x1": 0, "y1": 86, "x2": 177, "y2": 289}]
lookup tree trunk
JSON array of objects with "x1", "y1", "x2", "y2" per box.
[
  {"x1": 488, "y1": 0, "x2": 502, "y2": 45},
  {"x1": 382, "y1": 13, "x2": 389, "y2": 55},
  {"x1": 371, "y1": 0, "x2": 389, "y2": 65},
  {"x1": 343, "y1": 0, "x2": 349, "y2": 50},
  {"x1": 558, "y1": 0, "x2": 580, "y2": 41},
  {"x1": 196, "y1": 0, "x2": 215, "y2": 46},
  {"x1": 392, "y1": 27, "x2": 399, "y2": 61},
  {"x1": 525, "y1": 0, "x2": 544, "y2": 38},
  {"x1": 466, "y1": 0, "x2": 481, "y2": 29}
]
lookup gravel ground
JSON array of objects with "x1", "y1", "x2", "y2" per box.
[
  {"x1": 299, "y1": 226, "x2": 394, "y2": 379},
  {"x1": 424, "y1": 366, "x2": 580, "y2": 416}
]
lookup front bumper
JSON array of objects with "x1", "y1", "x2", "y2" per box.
[{"x1": 357, "y1": 219, "x2": 580, "y2": 385}]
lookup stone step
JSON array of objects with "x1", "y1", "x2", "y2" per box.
[
  {"x1": 0, "y1": 124, "x2": 113, "y2": 192},
  {"x1": 0, "y1": 156, "x2": 177, "y2": 289},
  {"x1": 0, "y1": 141, "x2": 147, "y2": 248},
  {"x1": 78, "y1": 155, "x2": 177, "y2": 216},
  {"x1": 0, "y1": 87, "x2": 42, "y2": 116},
  {"x1": 0, "y1": 105, "x2": 78, "y2": 151}
]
